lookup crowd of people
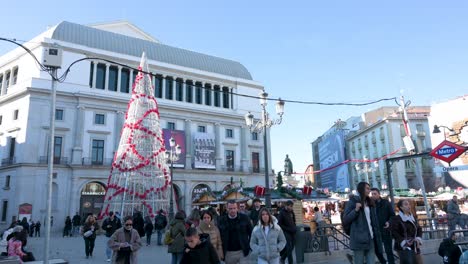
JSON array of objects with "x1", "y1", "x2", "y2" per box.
[{"x1": 0, "y1": 217, "x2": 37, "y2": 262}]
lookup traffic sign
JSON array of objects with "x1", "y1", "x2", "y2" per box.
[{"x1": 429, "y1": 140, "x2": 467, "y2": 163}]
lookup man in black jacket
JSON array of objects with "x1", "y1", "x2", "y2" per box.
[
  {"x1": 72, "y1": 212, "x2": 81, "y2": 236},
  {"x1": 438, "y1": 232, "x2": 462, "y2": 264},
  {"x1": 278, "y1": 200, "x2": 296, "y2": 264},
  {"x1": 181, "y1": 227, "x2": 220, "y2": 264},
  {"x1": 103, "y1": 211, "x2": 122, "y2": 261},
  {"x1": 371, "y1": 188, "x2": 395, "y2": 264},
  {"x1": 249, "y1": 198, "x2": 262, "y2": 225},
  {"x1": 218, "y1": 200, "x2": 252, "y2": 264}
]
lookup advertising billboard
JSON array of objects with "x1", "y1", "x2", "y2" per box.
[
  {"x1": 162, "y1": 129, "x2": 186, "y2": 168},
  {"x1": 193, "y1": 132, "x2": 216, "y2": 169},
  {"x1": 318, "y1": 130, "x2": 349, "y2": 191}
]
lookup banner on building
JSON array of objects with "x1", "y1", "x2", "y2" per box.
[
  {"x1": 193, "y1": 132, "x2": 216, "y2": 169},
  {"x1": 318, "y1": 130, "x2": 349, "y2": 191},
  {"x1": 18, "y1": 203, "x2": 32, "y2": 222},
  {"x1": 162, "y1": 129, "x2": 186, "y2": 168}
]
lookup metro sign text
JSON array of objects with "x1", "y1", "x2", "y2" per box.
[{"x1": 430, "y1": 140, "x2": 466, "y2": 164}]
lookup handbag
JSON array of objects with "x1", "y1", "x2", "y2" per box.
[
  {"x1": 398, "y1": 220, "x2": 417, "y2": 264},
  {"x1": 83, "y1": 230, "x2": 94, "y2": 238},
  {"x1": 163, "y1": 230, "x2": 174, "y2": 245}
]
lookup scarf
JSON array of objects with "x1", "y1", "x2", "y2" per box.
[{"x1": 399, "y1": 211, "x2": 416, "y2": 223}]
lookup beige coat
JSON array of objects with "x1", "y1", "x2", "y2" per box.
[
  {"x1": 197, "y1": 221, "x2": 223, "y2": 260},
  {"x1": 108, "y1": 227, "x2": 142, "y2": 264}
]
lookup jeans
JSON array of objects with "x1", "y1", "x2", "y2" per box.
[
  {"x1": 146, "y1": 232, "x2": 152, "y2": 245},
  {"x1": 280, "y1": 236, "x2": 294, "y2": 264},
  {"x1": 157, "y1": 229, "x2": 164, "y2": 245},
  {"x1": 171, "y1": 253, "x2": 183, "y2": 264},
  {"x1": 106, "y1": 238, "x2": 112, "y2": 259},
  {"x1": 353, "y1": 239, "x2": 375, "y2": 264},
  {"x1": 84, "y1": 237, "x2": 96, "y2": 257}
]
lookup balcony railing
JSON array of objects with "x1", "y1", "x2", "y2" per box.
[
  {"x1": 220, "y1": 165, "x2": 243, "y2": 172},
  {"x1": 1, "y1": 157, "x2": 16, "y2": 166},
  {"x1": 82, "y1": 157, "x2": 113, "y2": 166},
  {"x1": 39, "y1": 156, "x2": 69, "y2": 165},
  {"x1": 249, "y1": 167, "x2": 266, "y2": 174}
]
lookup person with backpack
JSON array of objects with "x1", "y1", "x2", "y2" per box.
[
  {"x1": 343, "y1": 182, "x2": 383, "y2": 264},
  {"x1": 167, "y1": 211, "x2": 186, "y2": 264},
  {"x1": 154, "y1": 209, "x2": 168, "y2": 246},
  {"x1": 103, "y1": 211, "x2": 122, "y2": 262},
  {"x1": 144, "y1": 216, "x2": 154, "y2": 246}
]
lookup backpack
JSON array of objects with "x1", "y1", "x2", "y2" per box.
[{"x1": 154, "y1": 215, "x2": 166, "y2": 230}]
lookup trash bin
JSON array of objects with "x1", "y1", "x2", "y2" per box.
[{"x1": 295, "y1": 224, "x2": 313, "y2": 263}]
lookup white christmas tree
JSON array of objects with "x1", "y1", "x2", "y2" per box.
[{"x1": 100, "y1": 52, "x2": 170, "y2": 218}]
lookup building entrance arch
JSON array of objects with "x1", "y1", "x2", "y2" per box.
[{"x1": 79, "y1": 181, "x2": 106, "y2": 219}]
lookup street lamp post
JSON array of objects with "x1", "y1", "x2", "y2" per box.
[
  {"x1": 165, "y1": 136, "x2": 181, "y2": 221},
  {"x1": 354, "y1": 156, "x2": 379, "y2": 185},
  {"x1": 245, "y1": 90, "x2": 285, "y2": 209},
  {"x1": 432, "y1": 125, "x2": 456, "y2": 140}
]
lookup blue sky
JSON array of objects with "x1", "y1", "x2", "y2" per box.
[{"x1": 1, "y1": 1, "x2": 467, "y2": 173}]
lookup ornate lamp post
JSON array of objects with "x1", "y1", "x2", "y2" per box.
[
  {"x1": 354, "y1": 156, "x2": 379, "y2": 184},
  {"x1": 245, "y1": 90, "x2": 285, "y2": 208},
  {"x1": 165, "y1": 136, "x2": 181, "y2": 221}
]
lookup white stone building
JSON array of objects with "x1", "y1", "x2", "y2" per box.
[
  {"x1": 428, "y1": 95, "x2": 468, "y2": 188},
  {"x1": 0, "y1": 21, "x2": 271, "y2": 230}
]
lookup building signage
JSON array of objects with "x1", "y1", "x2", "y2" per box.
[
  {"x1": 192, "y1": 184, "x2": 211, "y2": 199},
  {"x1": 317, "y1": 130, "x2": 349, "y2": 191},
  {"x1": 162, "y1": 129, "x2": 186, "y2": 168},
  {"x1": 429, "y1": 140, "x2": 466, "y2": 163},
  {"x1": 193, "y1": 132, "x2": 216, "y2": 169},
  {"x1": 434, "y1": 165, "x2": 468, "y2": 173}
]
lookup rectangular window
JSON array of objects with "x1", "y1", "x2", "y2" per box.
[
  {"x1": 252, "y1": 132, "x2": 259, "y2": 141},
  {"x1": 214, "y1": 86, "x2": 221, "y2": 107},
  {"x1": 195, "y1": 83, "x2": 202, "y2": 104},
  {"x1": 108, "y1": 66, "x2": 118, "y2": 91},
  {"x1": 225, "y1": 150, "x2": 235, "y2": 171},
  {"x1": 176, "y1": 79, "x2": 183, "y2": 101},
  {"x1": 204, "y1": 85, "x2": 211, "y2": 106},
  {"x1": 9, "y1": 138, "x2": 15, "y2": 158},
  {"x1": 13, "y1": 110, "x2": 18, "y2": 120},
  {"x1": 12, "y1": 68, "x2": 18, "y2": 85},
  {"x1": 222, "y1": 87, "x2": 230, "y2": 108},
  {"x1": 416, "y1": 124, "x2": 423, "y2": 133},
  {"x1": 120, "y1": 68, "x2": 130, "y2": 93},
  {"x1": 5, "y1": 71, "x2": 10, "y2": 89},
  {"x1": 165, "y1": 78, "x2": 173, "y2": 100},
  {"x1": 185, "y1": 82, "x2": 193, "y2": 103},
  {"x1": 132, "y1": 71, "x2": 138, "y2": 84},
  {"x1": 167, "y1": 122, "x2": 176, "y2": 130},
  {"x1": 252, "y1": 152, "x2": 260, "y2": 173},
  {"x1": 1, "y1": 201, "x2": 7, "y2": 222},
  {"x1": 96, "y1": 63, "x2": 106, "y2": 89},
  {"x1": 226, "y1": 129, "x2": 233, "y2": 138},
  {"x1": 54, "y1": 136, "x2": 62, "y2": 163},
  {"x1": 198, "y1": 126, "x2": 206, "y2": 133},
  {"x1": 4, "y1": 175, "x2": 10, "y2": 189},
  {"x1": 154, "y1": 75, "x2": 163, "y2": 98},
  {"x1": 0, "y1": 74, "x2": 3, "y2": 92},
  {"x1": 94, "y1": 114, "x2": 105, "y2": 125},
  {"x1": 89, "y1": 62, "x2": 94, "y2": 88},
  {"x1": 91, "y1": 139, "x2": 104, "y2": 165},
  {"x1": 0, "y1": 115, "x2": 2, "y2": 125},
  {"x1": 55, "y1": 109, "x2": 63, "y2": 121}
]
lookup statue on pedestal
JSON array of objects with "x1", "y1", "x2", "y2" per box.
[{"x1": 284, "y1": 154, "x2": 293, "y2": 176}]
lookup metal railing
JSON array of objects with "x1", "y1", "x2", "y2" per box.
[
  {"x1": 1, "y1": 157, "x2": 16, "y2": 166},
  {"x1": 39, "y1": 156, "x2": 69, "y2": 165},
  {"x1": 81, "y1": 157, "x2": 113, "y2": 166}
]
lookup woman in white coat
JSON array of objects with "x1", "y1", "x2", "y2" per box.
[{"x1": 250, "y1": 208, "x2": 287, "y2": 264}]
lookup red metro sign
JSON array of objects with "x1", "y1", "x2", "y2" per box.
[{"x1": 430, "y1": 140, "x2": 466, "y2": 163}]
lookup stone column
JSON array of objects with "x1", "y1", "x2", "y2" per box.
[
  {"x1": 201, "y1": 82, "x2": 205, "y2": 105},
  {"x1": 104, "y1": 63, "x2": 110, "y2": 90},
  {"x1": 117, "y1": 66, "x2": 122, "y2": 92},
  {"x1": 184, "y1": 181, "x2": 192, "y2": 214},
  {"x1": 184, "y1": 119, "x2": 192, "y2": 169},
  {"x1": 241, "y1": 126, "x2": 249, "y2": 172},
  {"x1": 214, "y1": 123, "x2": 222, "y2": 170},
  {"x1": 172, "y1": 78, "x2": 177, "y2": 100},
  {"x1": 0, "y1": 72, "x2": 6, "y2": 95},
  {"x1": 92, "y1": 61, "x2": 97, "y2": 88},
  {"x1": 71, "y1": 105, "x2": 85, "y2": 165},
  {"x1": 211, "y1": 84, "x2": 216, "y2": 106},
  {"x1": 182, "y1": 79, "x2": 186, "y2": 102},
  {"x1": 129, "y1": 69, "x2": 134, "y2": 91},
  {"x1": 114, "y1": 111, "x2": 125, "y2": 150},
  {"x1": 161, "y1": 75, "x2": 166, "y2": 99}
]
